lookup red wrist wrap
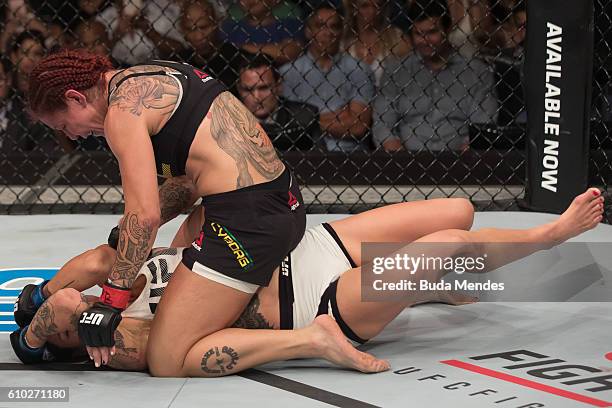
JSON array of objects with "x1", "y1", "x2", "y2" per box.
[{"x1": 100, "y1": 281, "x2": 130, "y2": 310}]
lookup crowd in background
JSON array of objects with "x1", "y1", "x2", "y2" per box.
[{"x1": 0, "y1": 0, "x2": 529, "y2": 155}]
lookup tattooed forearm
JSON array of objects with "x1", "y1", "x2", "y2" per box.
[
  {"x1": 29, "y1": 291, "x2": 90, "y2": 345},
  {"x1": 29, "y1": 301, "x2": 58, "y2": 343},
  {"x1": 68, "y1": 293, "x2": 90, "y2": 331},
  {"x1": 231, "y1": 295, "x2": 273, "y2": 329},
  {"x1": 210, "y1": 92, "x2": 284, "y2": 189},
  {"x1": 201, "y1": 346, "x2": 240, "y2": 376},
  {"x1": 108, "y1": 66, "x2": 179, "y2": 117},
  {"x1": 110, "y1": 213, "x2": 154, "y2": 288},
  {"x1": 159, "y1": 177, "x2": 197, "y2": 225}
]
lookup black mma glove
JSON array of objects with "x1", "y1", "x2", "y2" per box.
[
  {"x1": 77, "y1": 302, "x2": 123, "y2": 347},
  {"x1": 107, "y1": 226, "x2": 120, "y2": 249},
  {"x1": 77, "y1": 280, "x2": 130, "y2": 347},
  {"x1": 107, "y1": 225, "x2": 152, "y2": 258},
  {"x1": 14, "y1": 281, "x2": 48, "y2": 327},
  {"x1": 11, "y1": 325, "x2": 76, "y2": 364}
]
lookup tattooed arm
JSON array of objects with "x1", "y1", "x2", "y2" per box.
[
  {"x1": 210, "y1": 92, "x2": 284, "y2": 189},
  {"x1": 26, "y1": 289, "x2": 94, "y2": 349},
  {"x1": 105, "y1": 72, "x2": 178, "y2": 288},
  {"x1": 158, "y1": 176, "x2": 199, "y2": 226},
  {"x1": 24, "y1": 287, "x2": 149, "y2": 371}
]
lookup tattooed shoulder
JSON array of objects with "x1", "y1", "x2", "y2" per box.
[
  {"x1": 209, "y1": 92, "x2": 284, "y2": 189},
  {"x1": 108, "y1": 65, "x2": 181, "y2": 118}
]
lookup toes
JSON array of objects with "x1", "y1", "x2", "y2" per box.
[{"x1": 580, "y1": 188, "x2": 601, "y2": 204}]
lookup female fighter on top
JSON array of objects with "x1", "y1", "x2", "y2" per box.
[
  {"x1": 22, "y1": 49, "x2": 306, "y2": 376},
  {"x1": 11, "y1": 188, "x2": 604, "y2": 375}
]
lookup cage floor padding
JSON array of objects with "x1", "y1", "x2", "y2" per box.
[{"x1": 0, "y1": 212, "x2": 611, "y2": 408}]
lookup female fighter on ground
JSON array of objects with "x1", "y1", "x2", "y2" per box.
[{"x1": 11, "y1": 188, "x2": 604, "y2": 376}]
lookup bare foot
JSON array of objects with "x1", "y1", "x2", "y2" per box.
[
  {"x1": 549, "y1": 188, "x2": 605, "y2": 243},
  {"x1": 309, "y1": 315, "x2": 390, "y2": 373}
]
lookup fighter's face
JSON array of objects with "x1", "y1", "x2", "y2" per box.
[{"x1": 37, "y1": 91, "x2": 105, "y2": 140}]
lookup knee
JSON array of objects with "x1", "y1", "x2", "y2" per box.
[
  {"x1": 52, "y1": 288, "x2": 82, "y2": 313},
  {"x1": 448, "y1": 198, "x2": 474, "y2": 230},
  {"x1": 146, "y1": 344, "x2": 185, "y2": 378},
  {"x1": 148, "y1": 359, "x2": 184, "y2": 378},
  {"x1": 440, "y1": 229, "x2": 482, "y2": 256}
]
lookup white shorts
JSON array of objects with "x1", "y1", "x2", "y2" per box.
[{"x1": 278, "y1": 223, "x2": 368, "y2": 343}]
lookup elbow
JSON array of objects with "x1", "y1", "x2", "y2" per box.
[
  {"x1": 127, "y1": 209, "x2": 161, "y2": 231},
  {"x1": 52, "y1": 288, "x2": 83, "y2": 314},
  {"x1": 142, "y1": 213, "x2": 161, "y2": 230}
]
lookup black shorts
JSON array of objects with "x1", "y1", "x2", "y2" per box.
[{"x1": 182, "y1": 167, "x2": 306, "y2": 292}]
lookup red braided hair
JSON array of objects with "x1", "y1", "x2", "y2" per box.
[{"x1": 28, "y1": 48, "x2": 114, "y2": 116}]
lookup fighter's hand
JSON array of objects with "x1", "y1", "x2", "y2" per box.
[
  {"x1": 78, "y1": 281, "x2": 129, "y2": 367},
  {"x1": 78, "y1": 302, "x2": 122, "y2": 367},
  {"x1": 86, "y1": 344, "x2": 117, "y2": 368}
]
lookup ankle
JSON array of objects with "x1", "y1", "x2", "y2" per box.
[
  {"x1": 300, "y1": 325, "x2": 325, "y2": 359},
  {"x1": 539, "y1": 222, "x2": 563, "y2": 246}
]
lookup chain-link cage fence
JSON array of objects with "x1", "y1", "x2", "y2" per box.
[
  {"x1": 0, "y1": 0, "x2": 606, "y2": 218},
  {"x1": 593, "y1": 0, "x2": 612, "y2": 223}
]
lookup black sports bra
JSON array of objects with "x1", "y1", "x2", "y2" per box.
[{"x1": 107, "y1": 60, "x2": 226, "y2": 177}]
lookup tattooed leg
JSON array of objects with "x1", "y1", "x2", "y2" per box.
[
  {"x1": 26, "y1": 288, "x2": 93, "y2": 348},
  {"x1": 231, "y1": 295, "x2": 274, "y2": 329},
  {"x1": 210, "y1": 92, "x2": 284, "y2": 189},
  {"x1": 174, "y1": 315, "x2": 389, "y2": 378}
]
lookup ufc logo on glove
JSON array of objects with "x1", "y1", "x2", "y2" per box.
[{"x1": 80, "y1": 312, "x2": 104, "y2": 326}]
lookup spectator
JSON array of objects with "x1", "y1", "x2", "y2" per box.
[
  {"x1": 403, "y1": 0, "x2": 494, "y2": 58},
  {"x1": 221, "y1": 0, "x2": 303, "y2": 63},
  {"x1": 46, "y1": 18, "x2": 74, "y2": 51},
  {"x1": 178, "y1": 0, "x2": 244, "y2": 89},
  {"x1": 497, "y1": 0, "x2": 526, "y2": 52},
  {"x1": 280, "y1": 3, "x2": 375, "y2": 152},
  {"x1": 237, "y1": 54, "x2": 317, "y2": 150},
  {"x1": 373, "y1": 0, "x2": 497, "y2": 152},
  {"x1": 77, "y1": 0, "x2": 185, "y2": 66},
  {"x1": 74, "y1": 19, "x2": 114, "y2": 59},
  {"x1": 6, "y1": 32, "x2": 66, "y2": 153},
  {"x1": 0, "y1": 56, "x2": 13, "y2": 152},
  {"x1": 493, "y1": 1, "x2": 525, "y2": 125},
  {"x1": 342, "y1": 0, "x2": 412, "y2": 87},
  {"x1": 0, "y1": 1, "x2": 47, "y2": 54},
  {"x1": 8, "y1": 30, "x2": 45, "y2": 95}
]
